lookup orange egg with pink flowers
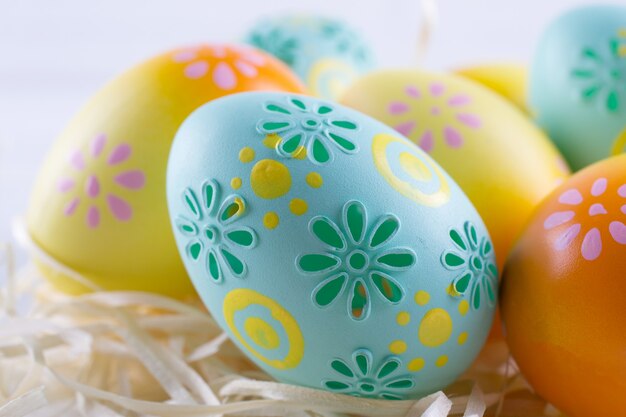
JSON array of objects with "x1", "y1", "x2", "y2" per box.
[{"x1": 501, "y1": 154, "x2": 626, "y2": 417}]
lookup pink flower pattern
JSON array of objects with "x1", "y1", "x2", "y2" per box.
[
  {"x1": 172, "y1": 45, "x2": 266, "y2": 90},
  {"x1": 387, "y1": 83, "x2": 482, "y2": 153},
  {"x1": 59, "y1": 134, "x2": 146, "y2": 228},
  {"x1": 543, "y1": 177, "x2": 626, "y2": 261}
]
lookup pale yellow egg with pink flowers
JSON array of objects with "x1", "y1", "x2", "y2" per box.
[{"x1": 341, "y1": 69, "x2": 569, "y2": 273}]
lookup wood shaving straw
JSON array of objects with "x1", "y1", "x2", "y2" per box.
[{"x1": 0, "y1": 230, "x2": 566, "y2": 417}]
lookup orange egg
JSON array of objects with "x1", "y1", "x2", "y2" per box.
[{"x1": 501, "y1": 154, "x2": 626, "y2": 417}]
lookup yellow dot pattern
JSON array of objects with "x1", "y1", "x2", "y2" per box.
[
  {"x1": 239, "y1": 147, "x2": 255, "y2": 163},
  {"x1": 414, "y1": 290, "x2": 430, "y2": 306},
  {"x1": 306, "y1": 172, "x2": 323, "y2": 188},
  {"x1": 419, "y1": 308, "x2": 453, "y2": 347},
  {"x1": 396, "y1": 311, "x2": 410, "y2": 326},
  {"x1": 289, "y1": 198, "x2": 308, "y2": 216},
  {"x1": 436, "y1": 355, "x2": 448, "y2": 367},
  {"x1": 458, "y1": 332, "x2": 468, "y2": 345},
  {"x1": 458, "y1": 300, "x2": 469, "y2": 316},
  {"x1": 408, "y1": 358, "x2": 425, "y2": 372},
  {"x1": 231, "y1": 177, "x2": 242, "y2": 190},
  {"x1": 250, "y1": 159, "x2": 291, "y2": 199},
  {"x1": 263, "y1": 212, "x2": 280, "y2": 230},
  {"x1": 389, "y1": 340, "x2": 407, "y2": 355},
  {"x1": 263, "y1": 134, "x2": 281, "y2": 149}
]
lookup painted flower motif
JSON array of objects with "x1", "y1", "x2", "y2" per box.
[
  {"x1": 176, "y1": 180, "x2": 257, "y2": 283},
  {"x1": 543, "y1": 177, "x2": 626, "y2": 261},
  {"x1": 322, "y1": 349, "x2": 414, "y2": 400},
  {"x1": 257, "y1": 96, "x2": 360, "y2": 165},
  {"x1": 571, "y1": 35, "x2": 626, "y2": 112},
  {"x1": 172, "y1": 44, "x2": 266, "y2": 90},
  {"x1": 441, "y1": 221, "x2": 498, "y2": 310},
  {"x1": 387, "y1": 83, "x2": 482, "y2": 153},
  {"x1": 296, "y1": 201, "x2": 416, "y2": 320},
  {"x1": 58, "y1": 134, "x2": 145, "y2": 228},
  {"x1": 248, "y1": 27, "x2": 299, "y2": 67}
]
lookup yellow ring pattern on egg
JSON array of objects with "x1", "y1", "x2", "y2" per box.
[
  {"x1": 372, "y1": 133, "x2": 451, "y2": 207},
  {"x1": 307, "y1": 58, "x2": 358, "y2": 100},
  {"x1": 223, "y1": 288, "x2": 304, "y2": 370},
  {"x1": 610, "y1": 127, "x2": 626, "y2": 156}
]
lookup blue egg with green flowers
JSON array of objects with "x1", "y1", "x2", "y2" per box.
[
  {"x1": 166, "y1": 91, "x2": 496, "y2": 399},
  {"x1": 530, "y1": 5, "x2": 626, "y2": 171},
  {"x1": 245, "y1": 15, "x2": 375, "y2": 100}
]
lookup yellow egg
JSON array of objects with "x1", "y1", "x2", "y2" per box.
[
  {"x1": 341, "y1": 69, "x2": 569, "y2": 272},
  {"x1": 26, "y1": 44, "x2": 305, "y2": 298},
  {"x1": 455, "y1": 63, "x2": 529, "y2": 114}
]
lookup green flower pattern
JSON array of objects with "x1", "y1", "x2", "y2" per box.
[
  {"x1": 297, "y1": 201, "x2": 416, "y2": 321},
  {"x1": 441, "y1": 221, "x2": 497, "y2": 310},
  {"x1": 571, "y1": 36, "x2": 626, "y2": 112},
  {"x1": 176, "y1": 180, "x2": 257, "y2": 283},
  {"x1": 323, "y1": 349, "x2": 415, "y2": 400},
  {"x1": 248, "y1": 28, "x2": 299, "y2": 67},
  {"x1": 257, "y1": 97, "x2": 360, "y2": 165}
]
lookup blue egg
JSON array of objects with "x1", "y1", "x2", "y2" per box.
[
  {"x1": 166, "y1": 92, "x2": 496, "y2": 399},
  {"x1": 245, "y1": 15, "x2": 375, "y2": 100},
  {"x1": 530, "y1": 5, "x2": 626, "y2": 171}
]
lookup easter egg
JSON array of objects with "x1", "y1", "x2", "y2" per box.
[
  {"x1": 456, "y1": 63, "x2": 528, "y2": 113},
  {"x1": 529, "y1": 5, "x2": 626, "y2": 170},
  {"x1": 246, "y1": 15, "x2": 374, "y2": 100},
  {"x1": 26, "y1": 44, "x2": 304, "y2": 298},
  {"x1": 340, "y1": 70, "x2": 569, "y2": 273},
  {"x1": 501, "y1": 154, "x2": 626, "y2": 417},
  {"x1": 167, "y1": 91, "x2": 497, "y2": 398}
]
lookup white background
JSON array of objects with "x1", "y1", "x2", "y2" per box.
[{"x1": 0, "y1": 0, "x2": 606, "y2": 245}]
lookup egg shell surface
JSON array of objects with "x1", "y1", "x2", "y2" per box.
[{"x1": 167, "y1": 91, "x2": 497, "y2": 399}]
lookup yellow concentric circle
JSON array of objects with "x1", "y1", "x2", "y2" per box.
[
  {"x1": 307, "y1": 58, "x2": 358, "y2": 100},
  {"x1": 372, "y1": 133, "x2": 450, "y2": 207},
  {"x1": 223, "y1": 288, "x2": 304, "y2": 370}
]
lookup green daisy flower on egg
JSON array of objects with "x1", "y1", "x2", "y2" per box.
[
  {"x1": 297, "y1": 200, "x2": 416, "y2": 321},
  {"x1": 257, "y1": 96, "x2": 360, "y2": 165},
  {"x1": 176, "y1": 180, "x2": 257, "y2": 283},
  {"x1": 571, "y1": 36, "x2": 626, "y2": 112},
  {"x1": 441, "y1": 221, "x2": 498, "y2": 310},
  {"x1": 323, "y1": 349, "x2": 415, "y2": 400}
]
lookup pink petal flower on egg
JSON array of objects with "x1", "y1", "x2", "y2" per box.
[
  {"x1": 184, "y1": 61, "x2": 210, "y2": 79},
  {"x1": 64, "y1": 198, "x2": 80, "y2": 216},
  {"x1": 108, "y1": 144, "x2": 131, "y2": 165},
  {"x1": 543, "y1": 178, "x2": 626, "y2": 261},
  {"x1": 394, "y1": 121, "x2": 416, "y2": 137},
  {"x1": 87, "y1": 206, "x2": 100, "y2": 228},
  {"x1": 107, "y1": 194, "x2": 132, "y2": 221},
  {"x1": 444, "y1": 126, "x2": 463, "y2": 148},
  {"x1": 213, "y1": 62, "x2": 237, "y2": 90},
  {"x1": 57, "y1": 134, "x2": 145, "y2": 228},
  {"x1": 91, "y1": 133, "x2": 107, "y2": 157},
  {"x1": 387, "y1": 81, "x2": 482, "y2": 152},
  {"x1": 115, "y1": 170, "x2": 146, "y2": 190},
  {"x1": 419, "y1": 131, "x2": 434, "y2": 153},
  {"x1": 581, "y1": 228, "x2": 602, "y2": 261},
  {"x1": 388, "y1": 102, "x2": 409, "y2": 115}
]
